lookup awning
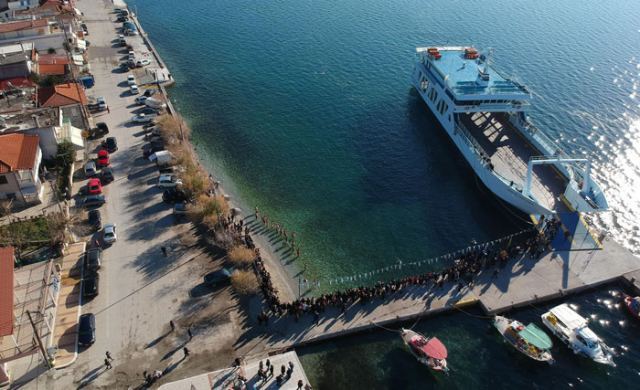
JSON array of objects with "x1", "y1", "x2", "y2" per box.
[
  {"x1": 519, "y1": 323, "x2": 553, "y2": 350},
  {"x1": 0, "y1": 247, "x2": 14, "y2": 337}
]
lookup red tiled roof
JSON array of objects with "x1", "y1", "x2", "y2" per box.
[
  {"x1": 37, "y1": 82, "x2": 88, "y2": 107},
  {"x1": 0, "y1": 133, "x2": 40, "y2": 174},
  {"x1": 0, "y1": 77, "x2": 34, "y2": 91},
  {"x1": 37, "y1": 54, "x2": 70, "y2": 65},
  {"x1": 38, "y1": 63, "x2": 66, "y2": 76},
  {"x1": 0, "y1": 19, "x2": 48, "y2": 34},
  {"x1": 0, "y1": 247, "x2": 15, "y2": 337}
]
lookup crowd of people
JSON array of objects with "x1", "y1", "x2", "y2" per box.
[{"x1": 249, "y1": 220, "x2": 558, "y2": 322}]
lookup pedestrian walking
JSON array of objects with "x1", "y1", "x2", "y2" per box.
[
  {"x1": 297, "y1": 380, "x2": 304, "y2": 390},
  {"x1": 105, "y1": 351, "x2": 113, "y2": 361},
  {"x1": 104, "y1": 358, "x2": 112, "y2": 370},
  {"x1": 183, "y1": 347, "x2": 190, "y2": 358},
  {"x1": 161, "y1": 246, "x2": 167, "y2": 256},
  {"x1": 269, "y1": 365, "x2": 274, "y2": 378},
  {"x1": 296, "y1": 247, "x2": 300, "y2": 257},
  {"x1": 280, "y1": 364, "x2": 286, "y2": 377},
  {"x1": 187, "y1": 326, "x2": 193, "y2": 340},
  {"x1": 169, "y1": 320, "x2": 175, "y2": 332},
  {"x1": 107, "y1": 106, "x2": 111, "y2": 114}
]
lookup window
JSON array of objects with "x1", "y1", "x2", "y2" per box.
[
  {"x1": 420, "y1": 76, "x2": 429, "y2": 93},
  {"x1": 0, "y1": 175, "x2": 7, "y2": 185}
]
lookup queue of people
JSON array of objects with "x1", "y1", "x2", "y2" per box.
[{"x1": 249, "y1": 220, "x2": 557, "y2": 322}]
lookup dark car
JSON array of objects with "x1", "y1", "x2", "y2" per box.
[
  {"x1": 97, "y1": 122, "x2": 109, "y2": 134},
  {"x1": 159, "y1": 166, "x2": 175, "y2": 174},
  {"x1": 116, "y1": 15, "x2": 129, "y2": 22},
  {"x1": 203, "y1": 268, "x2": 233, "y2": 287},
  {"x1": 100, "y1": 167, "x2": 114, "y2": 184},
  {"x1": 78, "y1": 313, "x2": 96, "y2": 347},
  {"x1": 163, "y1": 188, "x2": 188, "y2": 203},
  {"x1": 102, "y1": 137, "x2": 118, "y2": 153},
  {"x1": 84, "y1": 248, "x2": 102, "y2": 271},
  {"x1": 88, "y1": 209, "x2": 101, "y2": 230},
  {"x1": 138, "y1": 107, "x2": 159, "y2": 115},
  {"x1": 83, "y1": 272, "x2": 99, "y2": 298},
  {"x1": 143, "y1": 143, "x2": 165, "y2": 158},
  {"x1": 83, "y1": 194, "x2": 106, "y2": 208},
  {"x1": 143, "y1": 88, "x2": 157, "y2": 98}
]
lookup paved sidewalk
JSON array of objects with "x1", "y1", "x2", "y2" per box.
[
  {"x1": 158, "y1": 351, "x2": 310, "y2": 390},
  {"x1": 52, "y1": 242, "x2": 85, "y2": 368}
]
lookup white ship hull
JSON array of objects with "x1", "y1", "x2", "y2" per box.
[{"x1": 411, "y1": 67, "x2": 551, "y2": 215}]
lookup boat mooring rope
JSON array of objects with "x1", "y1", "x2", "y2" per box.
[
  {"x1": 369, "y1": 321, "x2": 400, "y2": 333},
  {"x1": 453, "y1": 305, "x2": 493, "y2": 319}
]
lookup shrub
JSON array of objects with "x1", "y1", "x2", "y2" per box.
[
  {"x1": 227, "y1": 245, "x2": 255, "y2": 267},
  {"x1": 199, "y1": 194, "x2": 229, "y2": 218},
  {"x1": 182, "y1": 169, "x2": 206, "y2": 197},
  {"x1": 231, "y1": 269, "x2": 259, "y2": 295},
  {"x1": 202, "y1": 213, "x2": 219, "y2": 230}
]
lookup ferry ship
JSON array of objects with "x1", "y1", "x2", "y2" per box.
[{"x1": 411, "y1": 46, "x2": 608, "y2": 216}]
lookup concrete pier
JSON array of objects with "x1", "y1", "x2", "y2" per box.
[{"x1": 233, "y1": 234, "x2": 640, "y2": 356}]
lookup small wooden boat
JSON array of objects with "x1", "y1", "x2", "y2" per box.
[
  {"x1": 493, "y1": 315, "x2": 554, "y2": 363},
  {"x1": 400, "y1": 328, "x2": 448, "y2": 372},
  {"x1": 623, "y1": 294, "x2": 640, "y2": 320}
]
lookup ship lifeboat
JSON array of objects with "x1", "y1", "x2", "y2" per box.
[
  {"x1": 427, "y1": 47, "x2": 442, "y2": 60},
  {"x1": 465, "y1": 47, "x2": 479, "y2": 59}
]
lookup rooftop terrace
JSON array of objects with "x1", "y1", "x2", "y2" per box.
[{"x1": 418, "y1": 47, "x2": 531, "y2": 100}]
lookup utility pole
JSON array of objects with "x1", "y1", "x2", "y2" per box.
[{"x1": 26, "y1": 311, "x2": 52, "y2": 369}]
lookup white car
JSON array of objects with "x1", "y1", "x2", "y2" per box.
[
  {"x1": 158, "y1": 174, "x2": 183, "y2": 188},
  {"x1": 84, "y1": 161, "x2": 97, "y2": 177},
  {"x1": 136, "y1": 59, "x2": 151, "y2": 67},
  {"x1": 130, "y1": 84, "x2": 139, "y2": 94},
  {"x1": 103, "y1": 224, "x2": 117, "y2": 244},
  {"x1": 127, "y1": 75, "x2": 136, "y2": 86},
  {"x1": 131, "y1": 113, "x2": 157, "y2": 123},
  {"x1": 135, "y1": 96, "x2": 147, "y2": 105}
]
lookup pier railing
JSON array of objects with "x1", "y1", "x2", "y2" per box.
[{"x1": 454, "y1": 121, "x2": 490, "y2": 167}]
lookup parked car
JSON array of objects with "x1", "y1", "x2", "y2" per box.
[
  {"x1": 203, "y1": 268, "x2": 233, "y2": 287},
  {"x1": 87, "y1": 178, "x2": 102, "y2": 195},
  {"x1": 103, "y1": 224, "x2": 117, "y2": 245},
  {"x1": 129, "y1": 84, "x2": 139, "y2": 94},
  {"x1": 131, "y1": 113, "x2": 156, "y2": 123},
  {"x1": 143, "y1": 89, "x2": 157, "y2": 97},
  {"x1": 88, "y1": 209, "x2": 102, "y2": 230},
  {"x1": 117, "y1": 15, "x2": 128, "y2": 22},
  {"x1": 118, "y1": 34, "x2": 126, "y2": 45},
  {"x1": 127, "y1": 74, "x2": 136, "y2": 86},
  {"x1": 100, "y1": 167, "x2": 115, "y2": 184},
  {"x1": 119, "y1": 62, "x2": 130, "y2": 71},
  {"x1": 83, "y1": 194, "x2": 106, "y2": 208},
  {"x1": 135, "y1": 96, "x2": 147, "y2": 105},
  {"x1": 102, "y1": 137, "x2": 118, "y2": 153},
  {"x1": 84, "y1": 161, "x2": 97, "y2": 177},
  {"x1": 136, "y1": 59, "x2": 151, "y2": 67},
  {"x1": 163, "y1": 188, "x2": 188, "y2": 203},
  {"x1": 173, "y1": 202, "x2": 189, "y2": 215},
  {"x1": 78, "y1": 313, "x2": 96, "y2": 347},
  {"x1": 158, "y1": 174, "x2": 182, "y2": 188},
  {"x1": 96, "y1": 149, "x2": 110, "y2": 167},
  {"x1": 84, "y1": 248, "x2": 102, "y2": 271},
  {"x1": 143, "y1": 143, "x2": 165, "y2": 158},
  {"x1": 83, "y1": 272, "x2": 99, "y2": 298},
  {"x1": 94, "y1": 122, "x2": 109, "y2": 138}
]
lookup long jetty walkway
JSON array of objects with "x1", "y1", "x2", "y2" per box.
[{"x1": 234, "y1": 217, "x2": 640, "y2": 356}]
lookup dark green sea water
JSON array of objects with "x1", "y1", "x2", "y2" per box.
[{"x1": 127, "y1": 0, "x2": 640, "y2": 387}]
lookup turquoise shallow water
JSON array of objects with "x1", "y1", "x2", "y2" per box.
[{"x1": 127, "y1": 0, "x2": 640, "y2": 387}]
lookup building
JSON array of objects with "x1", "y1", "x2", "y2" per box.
[
  {"x1": 0, "y1": 42, "x2": 34, "y2": 80},
  {"x1": 35, "y1": 52, "x2": 69, "y2": 76},
  {"x1": 0, "y1": 246, "x2": 59, "y2": 386},
  {"x1": 0, "y1": 133, "x2": 43, "y2": 204},
  {"x1": 0, "y1": 18, "x2": 49, "y2": 41},
  {"x1": 0, "y1": 106, "x2": 84, "y2": 160},
  {"x1": 36, "y1": 82, "x2": 87, "y2": 108}
]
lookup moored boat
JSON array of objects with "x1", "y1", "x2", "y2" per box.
[
  {"x1": 541, "y1": 303, "x2": 615, "y2": 366},
  {"x1": 400, "y1": 328, "x2": 448, "y2": 372},
  {"x1": 493, "y1": 315, "x2": 554, "y2": 363},
  {"x1": 623, "y1": 294, "x2": 640, "y2": 320}
]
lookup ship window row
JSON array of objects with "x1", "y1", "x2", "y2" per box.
[
  {"x1": 428, "y1": 87, "x2": 437, "y2": 102},
  {"x1": 436, "y1": 100, "x2": 448, "y2": 115}
]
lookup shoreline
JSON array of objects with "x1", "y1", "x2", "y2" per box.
[{"x1": 125, "y1": 3, "x2": 302, "y2": 303}]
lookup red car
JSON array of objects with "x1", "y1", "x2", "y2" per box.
[
  {"x1": 97, "y1": 149, "x2": 110, "y2": 167},
  {"x1": 87, "y1": 178, "x2": 102, "y2": 195}
]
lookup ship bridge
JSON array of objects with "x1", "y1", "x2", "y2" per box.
[{"x1": 417, "y1": 46, "x2": 531, "y2": 113}]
